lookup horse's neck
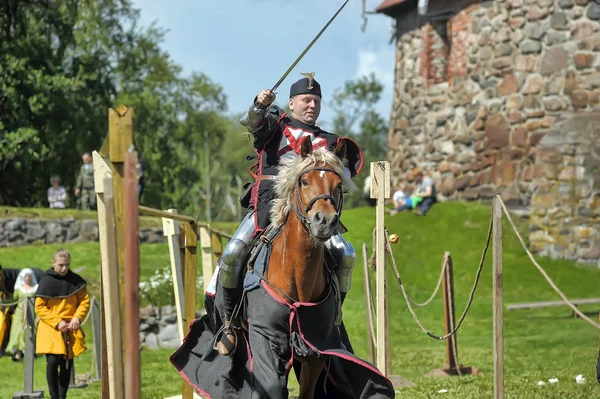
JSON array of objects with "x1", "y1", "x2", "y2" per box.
[{"x1": 268, "y1": 213, "x2": 326, "y2": 304}]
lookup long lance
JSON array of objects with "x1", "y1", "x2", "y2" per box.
[{"x1": 270, "y1": 0, "x2": 350, "y2": 93}]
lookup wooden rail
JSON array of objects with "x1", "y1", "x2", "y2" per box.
[
  {"x1": 138, "y1": 205, "x2": 197, "y2": 224},
  {"x1": 507, "y1": 298, "x2": 600, "y2": 310}
]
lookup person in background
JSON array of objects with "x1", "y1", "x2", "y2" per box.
[
  {"x1": 35, "y1": 249, "x2": 90, "y2": 399},
  {"x1": 411, "y1": 168, "x2": 436, "y2": 216},
  {"x1": 0, "y1": 265, "x2": 10, "y2": 356},
  {"x1": 74, "y1": 152, "x2": 96, "y2": 210},
  {"x1": 5, "y1": 268, "x2": 39, "y2": 361},
  {"x1": 47, "y1": 176, "x2": 67, "y2": 209},
  {"x1": 388, "y1": 168, "x2": 437, "y2": 216}
]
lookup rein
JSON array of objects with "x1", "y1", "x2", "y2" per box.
[{"x1": 291, "y1": 166, "x2": 344, "y2": 231}]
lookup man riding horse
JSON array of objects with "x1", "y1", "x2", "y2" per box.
[{"x1": 216, "y1": 73, "x2": 363, "y2": 355}]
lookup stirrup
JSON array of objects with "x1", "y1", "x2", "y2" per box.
[{"x1": 215, "y1": 327, "x2": 237, "y2": 356}]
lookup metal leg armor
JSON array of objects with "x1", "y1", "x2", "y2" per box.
[
  {"x1": 219, "y1": 210, "x2": 256, "y2": 289},
  {"x1": 324, "y1": 233, "x2": 356, "y2": 302},
  {"x1": 218, "y1": 210, "x2": 256, "y2": 320}
]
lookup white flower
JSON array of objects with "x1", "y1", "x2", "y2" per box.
[
  {"x1": 548, "y1": 378, "x2": 558, "y2": 384},
  {"x1": 575, "y1": 374, "x2": 585, "y2": 384},
  {"x1": 537, "y1": 381, "x2": 546, "y2": 386},
  {"x1": 437, "y1": 389, "x2": 448, "y2": 393}
]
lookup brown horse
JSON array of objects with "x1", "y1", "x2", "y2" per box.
[{"x1": 259, "y1": 137, "x2": 355, "y2": 398}]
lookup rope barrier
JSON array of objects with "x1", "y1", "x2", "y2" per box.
[
  {"x1": 408, "y1": 257, "x2": 447, "y2": 308},
  {"x1": 497, "y1": 197, "x2": 600, "y2": 331},
  {"x1": 383, "y1": 202, "x2": 493, "y2": 340},
  {"x1": 0, "y1": 296, "x2": 28, "y2": 308}
]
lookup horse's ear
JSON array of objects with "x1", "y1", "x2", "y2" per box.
[
  {"x1": 300, "y1": 137, "x2": 313, "y2": 158},
  {"x1": 333, "y1": 138, "x2": 347, "y2": 160}
]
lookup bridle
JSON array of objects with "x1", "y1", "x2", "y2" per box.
[{"x1": 291, "y1": 166, "x2": 344, "y2": 230}]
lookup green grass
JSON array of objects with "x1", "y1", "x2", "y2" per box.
[{"x1": 1, "y1": 202, "x2": 600, "y2": 398}]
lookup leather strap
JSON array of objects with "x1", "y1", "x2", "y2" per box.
[{"x1": 255, "y1": 175, "x2": 278, "y2": 182}]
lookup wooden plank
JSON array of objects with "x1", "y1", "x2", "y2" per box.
[
  {"x1": 362, "y1": 243, "x2": 375, "y2": 365},
  {"x1": 199, "y1": 226, "x2": 214, "y2": 294},
  {"x1": 91, "y1": 298, "x2": 102, "y2": 381},
  {"x1": 492, "y1": 197, "x2": 504, "y2": 399},
  {"x1": 211, "y1": 232, "x2": 223, "y2": 266},
  {"x1": 371, "y1": 161, "x2": 390, "y2": 375},
  {"x1": 507, "y1": 298, "x2": 600, "y2": 310},
  {"x1": 163, "y1": 210, "x2": 185, "y2": 341},
  {"x1": 140, "y1": 205, "x2": 196, "y2": 223},
  {"x1": 182, "y1": 223, "x2": 198, "y2": 399},
  {"x1": 108, "y1": 106, "x2": 133, "y2": 379},
  {"x1": 93, "y1": 150, "x2": 124, "y2": 399},
  {"x1": 124, "y1": 152, "x2": 140, "y2": 399}
]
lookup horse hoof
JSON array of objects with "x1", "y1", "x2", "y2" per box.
[{"x1": 216, "y1": 332, "x2": 236, "y2": 356}]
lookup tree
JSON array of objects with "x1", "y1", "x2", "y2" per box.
[
  {"x1": 0, "y1": 0, "x2": 243, "y2": 222},
  {"x1": 328, "y1": 73, "x2": 389, "y2": 208}
]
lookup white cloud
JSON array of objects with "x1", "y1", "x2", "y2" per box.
[{"x1": 356, "y1": 47, "x2": 396, "y2": 119}]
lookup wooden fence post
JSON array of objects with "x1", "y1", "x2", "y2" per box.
[
  {"x1": 163, "y1": 210, "x2": 185, "y2": 340},
  {"x1": 426, "y1": 252, "x2": 481, "y2": 377},
  {"x1": 93, "y1": 151, "x2": 124, "y2": 399},
  {"x1": 371, "y1": 161, "x2": 390, "y2": 375},
  {"x1": 362, "y1": 243, "x2": 375, "y2": 365},
  {"x1": 107, "y1": 104, "x2": 134, "y2": 392},
  {"x1": 91, "y1": 298, "x2": 102, "y2": 382},
  {"x1": 12, "y1": 298, "x2": 44, "y2": 398},
  {"x1": 182, "y1": 222, "x2": 198, "y2": 399},
  {"x1": 211, "y1": 232, "x2": 223, "y2": 266},
  {"x1": 200, "y1": 226, "x2": 214, "y2": 293},
  {"x1": 124, "y1": 151, "x2": 140, "y2": 399},
  {"x1": 493, "y1": 196, "x2": 504, "y2": 399}
]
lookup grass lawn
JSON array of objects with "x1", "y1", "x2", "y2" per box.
[{"x1": 1, "y1": 201, "x2": 599, "y2": 398}]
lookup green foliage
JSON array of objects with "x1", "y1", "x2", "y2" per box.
[
  {"x1": 328, "y1": 73, "x2": 389, "y2": 207},
  {"x1": 0, "y1": 0, "x2": 252, "y2": 222}
]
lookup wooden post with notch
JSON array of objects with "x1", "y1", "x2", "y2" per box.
[
  {"x1": 108, "y1": 104, "x2": 134, "y2": 388},
  {"x1": 93, "y1": 151, "x2": 124, "y2": 399},
  {"x1": 370, "y1": 161, "x2": 414, "y2": 388},
  {"x1": 492, "y1": 196, "x2": 504, "y2": 399},
  {"x1": 426, "y1": 252, "x2": 482, "y2": 377},
  {"x1": 182, "y1": 222, "x2": 198, "y2": 399}
]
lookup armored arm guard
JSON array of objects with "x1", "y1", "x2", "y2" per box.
[{"x1": 239, "y1": 98, "x2": 284, "y2": 148}]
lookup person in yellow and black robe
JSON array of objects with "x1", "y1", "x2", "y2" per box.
[{"x1": 35, "y1": 249, "x2": 90, "y2": 399}]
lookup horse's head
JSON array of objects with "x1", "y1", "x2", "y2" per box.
[{"x1": 270, "y1": 138, "x2": 356, "y2": 242}]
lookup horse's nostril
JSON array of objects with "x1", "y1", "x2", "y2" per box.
[{"x1": 314, "y1": 212, "x2": 323, "y2": 224}]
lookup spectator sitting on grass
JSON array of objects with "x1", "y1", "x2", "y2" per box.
[{"x1": 388, "y1": 168, "x2": 436, "y2": 216}]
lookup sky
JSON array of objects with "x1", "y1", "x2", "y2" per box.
[{"x1": 130, "y1": 0, "x2": 397, "y2": 130}]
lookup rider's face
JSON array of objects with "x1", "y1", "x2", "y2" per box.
[{"x1": 289, "y1": 94, "x2": 321, "y2": 125}]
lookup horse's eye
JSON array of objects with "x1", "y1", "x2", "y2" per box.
[{"x1": 301, "y1": 179, "x2": 309, "y2": 187}]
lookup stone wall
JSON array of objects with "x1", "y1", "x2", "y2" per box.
[
  {"x1": 387, "y1": 0, "x2": 600, "y2": 205},
  {"x1": 529, "y1": 113, "x2": 600, "y2": 265},
  {"x1": 0, "y1": 217, "x2": 165, "y2": 247},
  {"x1": 139, "y1": 304, "x2": 206, "y2": 350}
]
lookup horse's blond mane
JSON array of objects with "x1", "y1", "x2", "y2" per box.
[{"x1": 269, "y1": 148, "x2": 356, "y2": 227}]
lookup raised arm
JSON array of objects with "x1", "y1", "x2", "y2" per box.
[{"x1": 239, "y1": 89, "x2": 283, "y2": 149}]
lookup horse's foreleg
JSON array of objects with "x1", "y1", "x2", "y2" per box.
[{"x1": 297, "y1": 355, "x2": 326, "y2": 399}]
